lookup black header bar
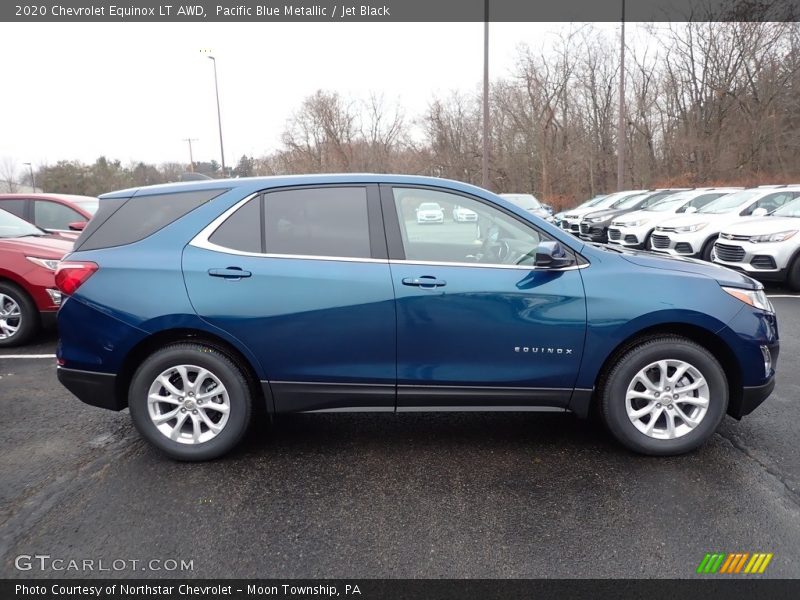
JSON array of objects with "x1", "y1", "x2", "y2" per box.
[{"x1": 2, "y1": 0, "x2": 799, "y2": 23}]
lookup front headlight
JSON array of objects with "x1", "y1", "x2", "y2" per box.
[
  {"x1": 585, "y1": 216, "x2": 606, "y2": 223},
  {"x1": 722, "y1": 286, "x2": 774, "y2": 313},
  {"x1": 674, "y1": 222, "x2": 708, "y2": 233},
  {"x1": 26, "y1": 257, "x2": 60, "y2": 271},
  {"x1": 617, "y1": 219, "x2": 650, "y2": 227},
  {"x1": 749, "y1": 230, "x2": 798, "y2": 243}
]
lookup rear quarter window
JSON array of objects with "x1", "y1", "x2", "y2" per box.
[{"x1": 75, "y1": 189, "x2": 226, "y2": 251}]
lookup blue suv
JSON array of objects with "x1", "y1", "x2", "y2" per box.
[{"x1": 55, "y1": 175, "x2": 779, "y2": 460}]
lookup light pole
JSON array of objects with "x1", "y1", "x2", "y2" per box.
[
  {"x1": 481, "y1": 0, "x2": 490, "y2": 190},
  {"x1": 201, "y1": 50, "x2": 226, "y2": 177},
  {"x1": 183, "y1": 138, "x2": 198, "y2": 172},
  {"x1": 617, "y1": 0, "x2": 626, "y2": 191},
  {"x1": 23, "y1": 162, "x2": 35, "y2": 192}
]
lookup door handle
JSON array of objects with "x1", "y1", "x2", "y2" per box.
[
  {"x1": 402, "y1": 276, "x2": 446, "y2": 288},
  {"x1": 208, "y1": 267, "x2": 252, "y2": 279}
]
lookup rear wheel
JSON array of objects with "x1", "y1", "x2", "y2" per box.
[
  {"x1": 0, "y1": 282, "x2": 39, "y2": 348},
  {"x1": 128, "y1": 343, "x2": 253, "y2": 461},
  {"x1": 600, "y1": 336, "x2": 728, "y2": 455}
]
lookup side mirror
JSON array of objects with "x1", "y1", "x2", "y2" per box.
[
  {"x1": 684, "y1": 206, "x2": 698, "y2": 214},
  {"x1": 535, "y1": 241, "x2": 575, "y2": 269},
  {"x1": 68, "y1": 221, "x2": 87, "y2": 231},
  {"x1": 751, "y1": 207, "x2": 768, "y2": 217}
]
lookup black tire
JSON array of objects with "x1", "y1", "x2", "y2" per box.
[
  {"x1": 600, "y1": 336, "x2": 728, "y2": 456},
  {"x1": 787, "y1": 254, "x2": 800, "y2": 292},
  {"x1": 700, "y1": 238, "x2": 716, "y2": 262},
  {"x1": 128, "y1": 343, "x2": 253, "y2": 461},
  {"x1": 0, "y1": 281, "x2": 39, "y2": 348}
]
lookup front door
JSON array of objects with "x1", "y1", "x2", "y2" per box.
[{"x1": 382, "y1": 185, "x2": 587, "y2": 410}]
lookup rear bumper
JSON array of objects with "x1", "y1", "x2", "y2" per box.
[{"x1": 57, "y1": 366, "x2": 124, "y2": 411}]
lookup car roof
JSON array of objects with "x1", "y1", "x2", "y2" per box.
[
  {"x1": 0, "y1": 192, "x2": 98, "y2": 202},
  {"x1": 99, "y1": 174, "x2": 493, "y2": 200}
]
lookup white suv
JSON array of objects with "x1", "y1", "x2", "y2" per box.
[
  {"x1": 558, "y1": 190, "x2": 647, "y2": 235},
  {"x1": 608, "y1": 188, "x2": 741, "y2": 249},
  {"x1": 650, "y1": 187, "x2": 800, "y2": 261},
  {"x1": 713, "y1": 196, "x2": 800, "y2": 290}
]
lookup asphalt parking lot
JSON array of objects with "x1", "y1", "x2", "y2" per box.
[{"x1": 1, "y1": 288, "x2": 799, "y2": 579}]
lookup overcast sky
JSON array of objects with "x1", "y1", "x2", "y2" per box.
[{"x1": 0, "y1": 22, "x2": 624, "y2": 170}]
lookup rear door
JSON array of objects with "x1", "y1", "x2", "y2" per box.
[
  {"x1": 183, "y1": 184, "x2": 397, "y2": 413},
  {"x1": 381, "y1": 185, "x2": 587, "y2": 410}
]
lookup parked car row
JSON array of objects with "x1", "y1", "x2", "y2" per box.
[{"x1": 556, "y1": 185, "x2": 800, "y2": 290}]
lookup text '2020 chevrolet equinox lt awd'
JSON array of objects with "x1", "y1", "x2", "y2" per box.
[{"x1": 55, "y1": 175, "x2": 779, "y2": 460}]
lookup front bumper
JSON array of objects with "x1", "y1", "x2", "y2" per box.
[
  {"x1": 57, "y1": 366, "x2": 124, "y2": 411},
  {"x1": 579, "y1": 222, "x2": 609, "y2": 243},
  {"x1": 733, "y1": 375, "x2": 776, "y2": 419},
  {"x1": 713, "y1": 239, "x2": 793, "y2": 280},
  {"x1": 608, "y1": 225, "x2": 650, "y2": 248},
  {"x1": 649, "y1": 231, "x2": 701, "y2": 256},
  {"x1": 559, "y1": 218, "x2": 581, "y2": 235}
]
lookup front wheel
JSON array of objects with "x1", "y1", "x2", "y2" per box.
[
  {"x1": 700, "y1": 238, "x2": 716, "y2": 262},
  {"x1": 128, "y1": 343, "x2": 253, "y2": 461},
  {"x1": 786, "y1": 253, "x2": 800, "y2": 292},
  {"x1": 600, "y1": 336, "x2": 728, "y2": 455}
]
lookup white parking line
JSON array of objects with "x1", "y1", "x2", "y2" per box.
[{"x1": 0, "y1": 354, "x2": 56, "y2": 359}]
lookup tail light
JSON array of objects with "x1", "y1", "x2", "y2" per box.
[{"x1": 55, "y1": 261, "x2": 98, "y2": 295}]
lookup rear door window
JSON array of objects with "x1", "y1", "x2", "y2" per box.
[
  {"x1": 263, "y1": 187, "x2": 371, "y2": 259},
  {"x1": 34, "y1": 200, "x2": 84, "y2": 230},
  {"x1": 208, "y1": 196, "x2": 262, "y2": 253}
]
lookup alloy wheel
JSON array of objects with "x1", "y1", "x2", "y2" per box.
[
  {"x1": 147, "y1": 364, "x2": 231, "y2": 445},
  {"x1": 0, "y1": 293, "x2": 21, "y2": 340},
  {"x1": 625, "y1": 359, "x2": 710, "y2": 440}
]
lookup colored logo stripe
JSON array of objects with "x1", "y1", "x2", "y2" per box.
[{"x1": 697, "y1": 553, "x2": 773, "y2": 574}]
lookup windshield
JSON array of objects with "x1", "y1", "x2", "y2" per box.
[
  {"x1": 614, "y1": 193, "x2": 651, "y2": 209},
  {"x1": 646, "y1": 197, "x2": 688, "y2": 212},
  {"x1": 582, "y1": 195, "x2": 607, "y2": 207},
  {"x1": 772, "y1": 198, "x2": 800, "y2": 218},
  {"x1": 501, "y1": 194, "x2": 542, "y2": 210},
  {"x1": 699, "y1": 190, "x2": 761, "y2": 214},
  {"x1": 0, "y1": 208, "x2": 46, "y2": 238},
  {"x1": 418, "y1": 203, "x2": 441, "y2": 211},
  {"x1": 74, "y1": 199, "x2": 99, "y2": 215}
]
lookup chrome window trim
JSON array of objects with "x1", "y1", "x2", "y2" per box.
[
  {"x1": 191, "y1": 191, "x2": 588, "y2": 271},
  {"x1": 390, "y1": 259, "x2": 588, "y2": 272}
]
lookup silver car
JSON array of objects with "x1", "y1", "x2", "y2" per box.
[{"x1": 713, "y1": 196, "x2": 800, "y2": 290}]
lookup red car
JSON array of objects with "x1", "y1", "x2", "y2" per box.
[
  {"x1": 0, "y1": 208, "x2": 73, "y2": 347},
  {"x1": 0, "y1": 193, "x2": 98, "y2": 238}
]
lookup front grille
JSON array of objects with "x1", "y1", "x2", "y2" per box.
[
  {"x1": 751, "y1": 255, "x2": 777, "y2": 269},
  {"x1": 580, "y1": 223, "x2": 591, "y2": 234},
  {"x1": 651, "y1": 234, "x2": 671, "y2": 249},
  {"x1": 608, "y1": 228, "x2": 621, "y2": 240},
  {"x1": 570, "y1": 223, "x2": 579, "y2": 232},
  {"x1": 624, "y1": 235, "x2": 639, "y2": 244},
  {"x1": 714, "y1": 243, "x2": 745, "y2": 262},
  {"x1": 675, "y1": 242, "x2": 694, "y2": 254},
  {"x1": 719, "y1": 232, "x2": 751, "y2": 241}
]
